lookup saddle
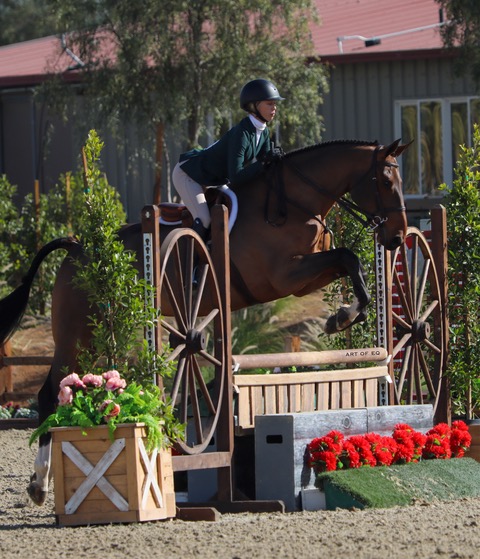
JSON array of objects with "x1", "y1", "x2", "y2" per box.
[{"x1": 159, "y1": 186, "x2": 237, "y2": 234}]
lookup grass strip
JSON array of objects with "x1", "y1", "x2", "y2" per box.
[{"x1": 316, "y1": 457, "x2": 480, "y2": 509}]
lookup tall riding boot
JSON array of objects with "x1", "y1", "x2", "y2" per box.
[
  {"x1": 191, "y1": 218, "x2": 210, "y2": 288},
  {"x1": 192, "y1": 217, "x2": 210, "y2": 242}
]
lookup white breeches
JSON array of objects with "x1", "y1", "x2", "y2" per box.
[{"x1": 172, "y1": 162, "x2": 211, "y2": 228}]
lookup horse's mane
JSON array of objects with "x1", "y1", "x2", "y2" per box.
[{"x1": 284, "y1": 139, "x2": 379, "y2": 159}]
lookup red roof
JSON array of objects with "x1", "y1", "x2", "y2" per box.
[
  {"x1": 0, "y1": 0, "x2": 447, "y2": 87},
  {"x1": 313, "y1": 0, "x2": 445, "y2": 56}
]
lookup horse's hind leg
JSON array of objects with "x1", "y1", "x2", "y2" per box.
[
  {"x1": 27, "y1": 369, "x2": 56, "y2": 505},
  {"x1": 323, "y1": 248, "x2": 371, "y2": 335}
]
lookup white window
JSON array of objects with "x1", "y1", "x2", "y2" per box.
[{"x1": 394, "y1": 97, "x2": 480, "y2": 196}]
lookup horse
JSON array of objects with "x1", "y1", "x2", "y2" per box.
[{"x1": 0, "y1": 138, "x2": 409, "y2": 505}]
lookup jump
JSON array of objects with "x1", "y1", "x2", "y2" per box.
[{"x1": 0, "y1": 137, "x2": 410, "y2": 505}]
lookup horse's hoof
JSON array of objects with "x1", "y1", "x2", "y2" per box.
[{"x1": 27, "y1": 481, "x2": 47, "y2": 506}]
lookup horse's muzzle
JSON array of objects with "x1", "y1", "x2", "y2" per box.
[{"x1": 386, "y1": 235, "x2": 404, "y2": 250}]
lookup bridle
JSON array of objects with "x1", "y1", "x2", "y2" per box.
[{"x1": 264, "y1": 145, "x2": 406, "y2": 231}]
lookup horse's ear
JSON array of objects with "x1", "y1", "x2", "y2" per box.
[{"x1": 387, "y1": 139, "x2": 414, "y2": 158}]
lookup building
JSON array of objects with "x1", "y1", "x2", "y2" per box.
[{"x1": 0, "y1": 0, "x2": 477, "y2": 223}]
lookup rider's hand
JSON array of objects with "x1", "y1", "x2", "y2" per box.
[{"x1": 263, "y1": 147, "x2": 284, "y2": 168}]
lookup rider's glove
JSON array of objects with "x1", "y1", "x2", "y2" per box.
[{"x1": 262, "y1": 146, "x2": 284, "y2": 168}]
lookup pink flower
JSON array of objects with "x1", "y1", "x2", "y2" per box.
[
  {"x1": 59, "y1": 373, "x2": 86, "y2": 390},
  {"x1": 105, "y1": 377, "x2": 127, "y2": 391},
  {"x1": 58, "y1": 385, "x2": 73, "y2": 406},
  {"x1": 103, "y1": 369, "x2": 121, "y2": 380},
  {"x1": 99, "y1": 399, "x2": 121, "y2": 421},
  {"x1": 82, "y1": 373, "x2": 104, "y2": 387}
]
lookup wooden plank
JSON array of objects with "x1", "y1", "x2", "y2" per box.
[
  {"x1": 316, "y1": 383, "x2": 330, "y2": 410},
  {"x1": 233, "y1": 347, "x2": 387, "y2": 370},
  {"x1": 365, "y1": 379, "x2": 378, "y2": 407},
  {"x1": 172, "y1": 451, "x2": 232, "y2": 472},
  {"x1": 234, "y1": 366, "x2": 389, "y2": 387}
]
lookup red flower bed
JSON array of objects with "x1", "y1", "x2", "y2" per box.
[{"x1": 307, "y1": 420, "x2": 472, "y2": 474}]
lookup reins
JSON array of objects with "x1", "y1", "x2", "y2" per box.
[{"x1": 264, "y1": 144, "x2": 405, "y2": 233}]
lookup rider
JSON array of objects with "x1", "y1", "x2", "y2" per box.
[{"x1": 172, "y1": 78, "x2": 284, "y2": 240}]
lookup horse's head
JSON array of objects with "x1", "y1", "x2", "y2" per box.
[{"x1": 351, "y1": 139, "x2": 410, "y2": 250}]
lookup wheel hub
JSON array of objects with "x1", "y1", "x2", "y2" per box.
[
  {"x1": 411, "y1": 319, "x2": 430, "y2": 342},
  {"x1": 185, "y1": 328, "x2": 206, "y2": 354}
]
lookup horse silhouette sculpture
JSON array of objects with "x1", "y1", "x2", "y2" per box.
[{"x1": 0, "y1": 139, "x2": 409, "y2": 504}]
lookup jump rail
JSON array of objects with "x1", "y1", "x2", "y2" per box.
[{"x1": 232, "y1": 347, "x2": 390, "y2": 435}]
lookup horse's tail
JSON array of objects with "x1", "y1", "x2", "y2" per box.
[{"x1": 0, "y1": 237, "x2": 82, "y2": 344}]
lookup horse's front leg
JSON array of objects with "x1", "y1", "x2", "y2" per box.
[
  {"x1": 323, "y1": 248, "x2": 371, "y2": 335},
  {"x1": 282, "y1": 247, "x2": 371, "y2": 334}
]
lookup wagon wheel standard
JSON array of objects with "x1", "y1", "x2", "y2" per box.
[
  {"x1": 390, "y1": 227, "x2": 445, "y2": 414},
  {"x1": 159, "y1": 229, "x2": 226, "y2": 455}
]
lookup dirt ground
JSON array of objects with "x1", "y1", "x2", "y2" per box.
[
  {"x1": 3, "y1": 313, "x2": 480, "y2": 558},
  {"x1": 1, "y1": 428, "x2": 480, "y2": 559}
]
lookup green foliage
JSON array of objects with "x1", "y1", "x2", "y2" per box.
[
  {"x1": 436, "y1": 0, "x2": 480, "y2": 90},
  {"x1": 0, "y1": 175, "x2": 23, "y2": 298},
  {"x1": 29, "y1": 372, "x2": 183, "y2": 452},
  {"x1": 0, "y1": 0, "x2": 60, "y2": 46},
  {"x1": 0, "y1": 165, "x2": 126, "y2": 314},
  {"x1": 39, "y1": 0, "x2": 328, "y2": 151},
  {"x1": 73, "y1": 130, "x2": 173, "y2": 386},
  {"x1": 41, "y1": 129, "x2": 184, "y2": 447},
  {"x1": 439, "y1": 124, "x2": 480, "y2": 417},
  {"x1": 231, "y1": 303, "x2": 286, "y2": 356}
]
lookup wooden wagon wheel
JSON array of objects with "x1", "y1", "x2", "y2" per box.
[
  {"x1": 390, "y1": 227, "x2": 445, "y2": 414},
  {"x1": 158, "y1": 228, "x2": 226, "y2": 455}
]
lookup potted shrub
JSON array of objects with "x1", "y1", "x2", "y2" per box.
[{"x1": 29, "y1": 130, "x2": 183, "y2": 525}]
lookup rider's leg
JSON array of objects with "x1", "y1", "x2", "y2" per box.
[{"x1": 172, "y1": 163, "x2": 211, "y2": 234}]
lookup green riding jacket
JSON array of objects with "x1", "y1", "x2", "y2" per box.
[{"x1": 179, "y1": 117, "x2": 272, "y2": 187}]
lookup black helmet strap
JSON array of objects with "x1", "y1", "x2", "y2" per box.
[{"x1": 253, "y1": 101, "x2": 268, "y2": 123}]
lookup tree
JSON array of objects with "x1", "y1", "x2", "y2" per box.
[
  {"x1": 439, "y1": 124, "x2": 480, "y2": 418},
  {"x1": 0, "y1": 0, "x2": 59, "y2": 46},
  {"x1": 436, "y1": 0, "x2": 480, "y2": 89},
  {"x1": 40, "y1": 0, "x2": 329, "y2": 201}
]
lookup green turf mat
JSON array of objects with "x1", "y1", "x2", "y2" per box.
[{"x1": 316, "y1": 457, "x2": 480, "y2": 510}]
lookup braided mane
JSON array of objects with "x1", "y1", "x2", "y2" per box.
[{"x1": 284, "y1": 139, "x2": 379, "y2": 159}]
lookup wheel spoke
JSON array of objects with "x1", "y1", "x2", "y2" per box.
[
  {"x1": 419, "y1": 300, "x2": 438, "y2": 323},
  {"x1": 188, "y1": 365, "x2": 204, "y2": 444},
  {"x1": 198, "y1": 348, "x2": 223, "y2": 367},
  {"x1": 392, "y1": 311, "x2": 411, "y2": 331},
  {"x1": 398, "y1": 244, "x2": 414, "y2": 318},
  {"x1": 393, "y1": 332, "x2": 412, "y2": 357},
  {"x1": 410, "y1": 235, "x2": 419, "y2": 317},
  {"x1": 413, "y1": 345, "x2": 424, "y2": 405},
  {"x1": 415, "y1": 259, "x2": 430, "y2": 314},
  {"x1": 180, "y1": 359, "x2": 190, "y2": 425},
  {"x1": 192, "y1": 358, "x2": 217, "y2": 415},
  {"x1": 163, "y1": 274, "x2": 187, "y2": 332},
  {"x1": 170, "y1": 355, "x2": 187, "y2": 404},
  {"x1": 192, "y1": 264, "x2": 210, "y2": 321},
  {"x1": 395, "y1": 344, "x2": 412, "y2": 402},
  {"x1": 393, "y1": 266, "x2": 414, "y2": 323},
  {"x1": 423, "y1": 337, "x2": 442, "y2": 354},
  {"x1": 418, "y1": 344, "x2": 437, "y2": 399},
  {"x1": 195, "y1": 309, "x2": 219, "y2": 332}
]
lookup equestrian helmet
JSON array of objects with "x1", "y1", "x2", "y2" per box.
[{"x1": 240, "y1": 79, "x2": 284, "y2": 111}]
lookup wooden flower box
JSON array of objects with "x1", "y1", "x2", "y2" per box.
[{"x1": 51, "y1": 423, "x2": 176, "y2": 526}]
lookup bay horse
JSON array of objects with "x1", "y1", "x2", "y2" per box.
[{"x1": 0, "y1": 139, "x2": 409, "y2": 505}]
